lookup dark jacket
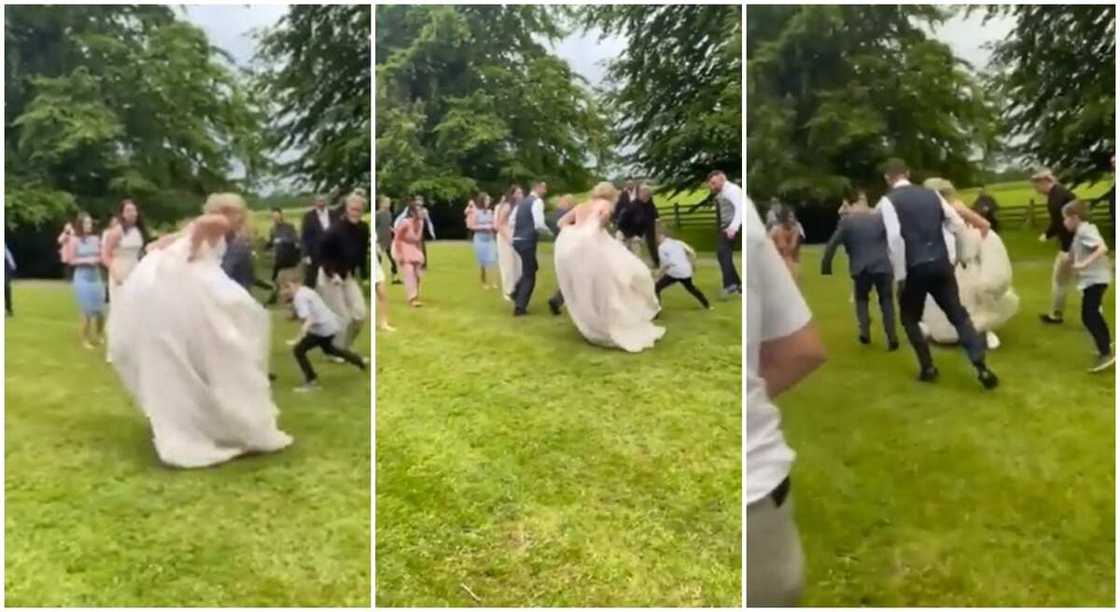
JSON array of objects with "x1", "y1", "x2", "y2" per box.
[
  {"x1": 319, "y1": 217, "x2": 370, "y2": 280},
  {"x1": 268, "y1": 221, "x2": 301, "y2": 269},
  {"x1": 1044, "y1": 183, "x2": 1077, "y2": 252},
  {"x1": 221, "y1": 233, "x2": 255, "y2": 290},
  {"x1": 821, "y1": 211, "x2": 892, "y2": 277},
  {"x1": 301, "y1": 206, "x2": 340, "y2": 262}
]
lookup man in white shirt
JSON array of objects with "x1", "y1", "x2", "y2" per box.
[
  {"x1": 704, "y1": 170, "x2": 743, "y2": 296},
  {"x1": 300, "y1": 194, "x2": 335, "y2": 288},
  {"x1": 746, "y1": 194, "x2": 826, "y2": 606},
  {"x1": 510, "y1": 181, "x2": 552, "y2": 316},
  {"x1": 875, "y1": 158, "x2": 998, "y2": 388}
]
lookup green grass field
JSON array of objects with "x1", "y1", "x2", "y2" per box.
[
  {"x1": 956, "y1": 179, "x2": 1110, "y2": 206},
  {"x1": 4, "y1": 281, "x2": 371, "y2": 606},
  {"x1": 780, "y1": 228, "x2": 1114, "y2": 606},
  {"x1": 375, "y1": 241, "x2": 743, "y2": 606}
]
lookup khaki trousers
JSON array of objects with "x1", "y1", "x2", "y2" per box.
[{"x1": 746, "y1": 492, "x2": 804, "y2": 607}]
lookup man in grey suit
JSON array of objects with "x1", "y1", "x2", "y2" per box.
[{"x1": 821, "y1": 198, "x2": 899, "y2": 350}]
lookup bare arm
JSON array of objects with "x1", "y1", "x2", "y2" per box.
[
  {"x1": 1076, "y1": 241, "x2": 1109, "y2": 269},
  {"x1": 188, "y1": 215, "x2": 231, "y2": 261},
  {"x1": 758, "y1": 321, "x2": 827, "y2": 399}
]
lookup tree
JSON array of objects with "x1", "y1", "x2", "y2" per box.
[
  {"x1": 254, "y1": 5, "x2": 371, "y2": 194},
  {"x1": 983, "y1": 4, "x2": 1115, "y2": 186},
  {"x1": 746, "y1": 5, "x2": 998, "y2": 203},
  {"x1": 374, "y1": 5, "x2": 611, "y2": 203},
  {"x1": 578, "y1": 5, "x2": 742, "y2": 194},
  {"x1": 4, "y1": 5, "x2": 268, "y2": 228}
]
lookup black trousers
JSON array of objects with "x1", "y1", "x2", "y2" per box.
[
  {"x1": 421, "y1": 239, "x2": 428, "y2": 270},
  {"x1": 5, "y1": 275, "x2": 11, "y2": 315},
  {"x1": 512, "y1": 240, "x2": 538, "y2": 312},
  {"x1": 853, "y1": 270, "x2": 897, "y2": 343},
  {"x1": 622, "y1": 225, "x2": 660, "y2": 267},
  {"x1": 655, "y1": 275, "x2": 710, "y2": 308},
  {"x1": 381, "y1": 243, "x2": 397, "y2": 276},
  {"x1": 293, "y1": 333, "x2": 365, "y2": 383},
  {"x1": 716, "y1": 228, "x2": 741, "y2": 290},
  {"x1": 303, "y1": 260, "x2": 320, "y2": 288},
  {"x1": 898, "y1": 261, "x2": 986, "y2": 371},
  {"x1": 549, "y1": 288, "x2": 564, "y2": 308},
  {"x1": 1082, "y1": 283, "x2": 1112, "y2": 356}
]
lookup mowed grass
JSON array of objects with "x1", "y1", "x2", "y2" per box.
[
  {"x1": 375, "y1": 241, "x2": 742, "y2": 607},
  {"x1": 4, "y1": 281, "x2": 371, "y2": 606},
  {"x1": 780, "y1": 229, "x2": 1114, "y2": 606},
  {"x1": 956, "y1": 179, "x2": 1110, "y2": 206}
]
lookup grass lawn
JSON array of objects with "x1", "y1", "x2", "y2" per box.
[
  {"x1": 780, "y1": 229, "x2": 1114, "y2": 606},
  {"x1": 375, "y1": 241, "x2": 742, "y2": 607},
  {"x1": 4, "y1": 281, "x2": 371, "y2": 606}
]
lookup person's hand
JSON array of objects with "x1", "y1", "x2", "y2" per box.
[
  {"x1": 724, "y1": 228, "x2": 736, "y2": 239},
  {"x1": 303, "y1": 256, "x2": 311, "y2": 265},
  {"x1": 332, "y1": 274, "x2": 343, "y2": 285},
  {"x1": 1038, "y1": 233, "x2": 1047, "y2": 242}
]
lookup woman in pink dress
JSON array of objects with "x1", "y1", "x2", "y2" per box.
[{"x1": 392, "y1": 203, "x2": 427, "y2": 307}]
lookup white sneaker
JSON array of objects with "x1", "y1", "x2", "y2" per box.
[{"x1": 294, "y1": 381, "x2": 321, "y2": 393}]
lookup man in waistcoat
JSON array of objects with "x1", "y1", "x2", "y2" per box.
[
  {"x1": 511, "y1": 181, "x2": 552, "y2": 316},
  {"x1": 706, "y1": 170, "x2": 743, "y2": 297},
  {"x1": 876, "y1": 158, "x2": 998, "y2": 389}
]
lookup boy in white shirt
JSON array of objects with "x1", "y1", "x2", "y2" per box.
[
  {"x1": 283, "y1": 279, "x2": 368, "y2": 392},
  {"x1": 654, "y1": 227, "x2": 711, "y2": 309},
  {"x1": 1062, "y1": 200, "x2": 1114, "y2": 371}
]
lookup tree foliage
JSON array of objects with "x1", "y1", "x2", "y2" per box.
[
  {"x1": 254, "y1": 5, "x2": 371, "y2": 193},
  {"x1": 578, "y1": 5, "x2": 742, "y2": 194},
  {"x1": 983, "y1": 4, "x2": 1115, "y2": 186},
  {"x1": 746, "y1": 5, "x2": 998, "y2": 202},
  {"x1": 4, "y1": 5, "x2": 268, "y2": 228},
  {"x1": 374, "y1": 5, "x2": 611, "y2": 202}
]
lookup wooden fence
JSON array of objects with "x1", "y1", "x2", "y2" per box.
[{"x1": 990, "y1": 198, "x2": 1111, "y2": 229}]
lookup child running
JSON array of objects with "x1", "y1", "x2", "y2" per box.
[
  {"x1": 284, "y1": 279, "x2": 369, "y2": 391},
  {"x1": 1063, "y1": 200, "x2": 1114, "y2": 372},
  {"x1": 655, "y1": 227, "x2": 711, "y2": 310}
]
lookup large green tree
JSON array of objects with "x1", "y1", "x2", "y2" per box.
[
  {"x1": 375, "y1": 5, "x2": 611, "y2": 202},
  {"x1": 578, "y1": 5, "x2": 742, "y2": 193},
  {"x1": 254, "y1": 5, "x2": 371, "y2": 194},
  {"x1": 983, "y1": 4, "x2": 1115, "y2": 185},
  {"x1": 746, "y1": 5, "x2": 997, "y2": 202},
  {"x1": 4, "y1": 5, "x2": 267, "y2": 228}
]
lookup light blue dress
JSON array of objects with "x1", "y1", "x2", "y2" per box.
[
  {"x1": 472, "y1": 209, "x2": 498, "y2": 266},
  {"x1": 71, "y1": 236, "x2": 105, "y2": 316}
]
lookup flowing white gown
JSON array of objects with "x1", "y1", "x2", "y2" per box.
[
  {"x1": 553, "y1": 202, "x2": 666, "y2": 352},
  {"x1": 108, "y1": 229, "x2": 293, "y2": 468},
  {"x1": 921, "y1": 227, "x2": 1019, "y2": 347},
  {"x1": 495, "y1": 203, "x2": 521, "y2": 298}
]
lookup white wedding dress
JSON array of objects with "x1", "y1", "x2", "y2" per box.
[
  {"x1": 921, "y1": 227, "x2": 1019, "y2": 348},
  {"x1": 553, "y1": 203, "x2": 666, "y2": 352},
  {"x1": 108, "y1": 229, "x2": 293, "y2": 468}
]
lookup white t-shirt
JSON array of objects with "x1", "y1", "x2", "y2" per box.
[
  {"x1": 746, "y1": 194, "x2": 808, "y2": 505},
  {"x1": 294, "y1": 286, "x2": 341, "y2": 338},
  {"x1": 658, "y1": 238, "x2": 694, "y2": 278}
]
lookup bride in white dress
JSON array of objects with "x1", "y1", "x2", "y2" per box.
[
  {"x1": 108, "y1": 193, "x2": 292, "y2": 468},
  {"x1": 553, "y1": 181, "x2": 666, "y2": 353}
]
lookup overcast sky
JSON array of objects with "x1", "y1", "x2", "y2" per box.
[
  {"x1": 548, "y1": 26, "x2": 627, "y2": 90},
  {"x1": 930, "y1": 9, "x2": 1015, "y2": 72}
]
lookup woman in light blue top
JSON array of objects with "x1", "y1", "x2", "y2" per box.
[
  {"x1": 63, "y1": 213, "x2": 106, "y2": 349},
  {"x1": 469, "y1": 193, "x2": 499, "y2": 289}
]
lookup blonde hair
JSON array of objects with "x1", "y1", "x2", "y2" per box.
[
  {"x1": 923, "y1": 177, "x2": 956, "y2": 199},
  {"x1": 345, "y1": 192, "x2": 367, "y2": 209},
  {"x1": 203, "y1": 192, "x2": 247, "y2": 216},
  {"x1": 590, "y1": 181, "x2": 619, "y2": 202},
  {"x1": 1062, "y1": 200, "x2": 1089, "y2": 219}
]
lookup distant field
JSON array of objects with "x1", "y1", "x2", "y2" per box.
[{"x1": 956, "y1": 179, "x2": 1110, "y2": 207}]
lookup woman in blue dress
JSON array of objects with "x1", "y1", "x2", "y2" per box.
[
  {"x1": 468, "y1": 193, "x2": 499, "y2": 290},
  {"x1": 63, "y1": 213, "x2": 106, "y2": 349}
]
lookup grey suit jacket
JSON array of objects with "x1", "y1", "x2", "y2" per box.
[{"x1": 821, "y1": 212, "x2": 892, "y2": 278}]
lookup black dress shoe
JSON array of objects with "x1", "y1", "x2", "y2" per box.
[
  {"x1": 513, "y1": 308, "x2": 527, "y2": 317},
  {"x1": 1039, "y1": 313, "x2": 1064, "y2": 324},
  {"x1": 918, "y1": 367, "x2": 939, "y2": 382},
  {"x1": 548, "y1": 299, "x2": 561, "y2": 316},
  {"x1": 268, "y1": 373, "x2": 277, "y2": 382},
  {"x1": 977, "y1": 366, "x2": 999, "y2": 390},
  {"x1": 887, "y1": 340, "x2": 900, "y2": 351},
  {"x1": 858, "y1": 335, "x2": 871, "y2": 345}
]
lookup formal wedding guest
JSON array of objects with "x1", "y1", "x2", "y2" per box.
[
  {"x1": 746, "y1": 194, "x2": 826, "y2": 607},
  {"x1": 317, "y1": 192, "x2": 370, "y2": 350},
  {"x1": 511, "y1": 180, "x2": 552, "y2": 316},
  {"x1": 769, "y1": 208, "x2": 801, "y2": 281},
  {"x1": 654, "y1": 226, "x2": 711, "y2": 309},
  {"x1": 1031, "y1": 167, "x2": 1079, "y2": 324},
  {"x1": 704, "y1": 170, "x2": 743, "y2": 297},
  {"x1": 495, "y1": 186, "x2": 523, "y2": 301},
  {"x1": 300, "y1": 194, "x2": 335, "y2": 288},
  {"x1": 392, "y1": 201, "x2": 427, "y2": 307},
  {"x1": 57, "y1": 220, "x2": 75, "y2": 278},
  {"x1": 265, "y1": 207, "x2": 301, "y2": 305},
  {"x1": 283, "y1": 278, "x2": 368, "y2": 393},
  {"x1": 616, "y1": 185, "x2": 660, "y2": 266},
  {"x1": 101, "y1": 199, "x2": 147, "y2": 303},
  {"x1": 821, "y1": 196, "x2": 898, "y2": 349},
  {"x1": 468, "y1": 193, "x2": 499, "y2": 289},
  {"x1": 5, "y1": 245, "x2": 14, "y2": 317},
  {"x1": 1062, "y1": 200, "x2": 1114, "y2": 371},
  {"x1": 375, "y1": 196, "x2": 397, "y2": 283},
  {"x1": 394, "y1": 195, "x2": 436, "y2": 269},
  {"x1": 546, "y1": 194, "x2": 577, "y2": 315},
  {"x1": 64, "y1": 213, "x2": 106, "y2": 349},
  {"x1": 878, "y1": 158, "x2": 998, "y2": 388},
  {"x1": 107, "y1": 192, "x2": 292, "y2": 468},
  {"x1": 972, "y1": 189, "x2": 1001, "y2": 233}
]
